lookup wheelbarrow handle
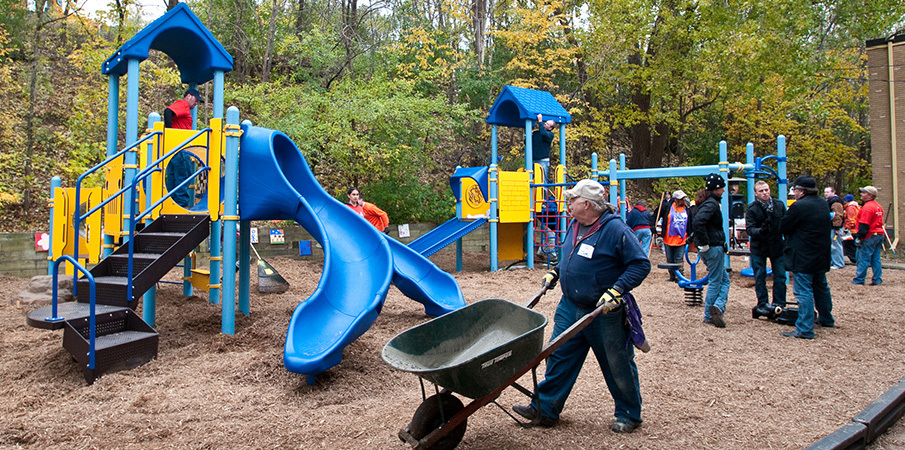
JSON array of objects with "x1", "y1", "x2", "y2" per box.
[{"x1": 524, "y1": 286, "x2": 550, "y2": 310}]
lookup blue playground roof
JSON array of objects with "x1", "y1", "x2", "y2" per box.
[
  {"x1": 101, "y1": 3, "x2": 233, "y2": 84},
  {"x1": 486, "y1": 85, "x2": 571, "y2": 128}
]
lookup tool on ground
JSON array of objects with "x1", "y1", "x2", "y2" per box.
[{"x1": 250, "y1": 242, "x2": 290, "y2": 293}]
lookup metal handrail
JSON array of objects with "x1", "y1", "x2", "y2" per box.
[
  {"x1": 51, "y1": 255, "x2": 97, "y2": 369},
  {"x1": 71, "y1": 128, "x2": 212, "y2": 300},
  {"x1": 72, "y1": 131, "x2": 163, "y2": 290}
]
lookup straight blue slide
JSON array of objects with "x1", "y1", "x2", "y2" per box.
[{"x1": 237, "y1": 125, "x2": 464, "y2": 384}]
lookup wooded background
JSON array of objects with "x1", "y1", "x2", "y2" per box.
[{"x1": 1, "y1": 0, "x2": 903, "y2": 230}]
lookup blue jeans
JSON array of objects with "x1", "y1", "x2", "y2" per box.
[
  {"x1": 750, "y1": 251, "x2": 786, "y2": 307},
  {"x1": 792, "y1": 271, "x2": 834, "y2": 338},
  {"x1": 664, "y1": 244, "x2": 685, "y2": 279},
  {"x1": 853, "y1": 235, "x2": 883, "y2": 284},
  {"x1": 634, "y1": 228, "x2": 652, "y2": 257},
  {"x1": 532, "y1": 297, "x2": 642, "y2": 424},
  {"x1": 701, "y1": 246, "x2": 729, "y2": 320},
  {"x1": 830, "y1": 229, "x2": 845, "y2": 268}
]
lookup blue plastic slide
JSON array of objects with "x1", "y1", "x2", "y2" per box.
[
  {"x1": 408, "y1": 217, "x2": 488, "y2": 257},
  {"x1": 237, "y1": 125, "x2": 464, "y2": 384}
]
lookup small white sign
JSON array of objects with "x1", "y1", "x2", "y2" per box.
[
  {"x1": 250, "y1": 227, "x2": 258, "y2": 244},
  {"x1": 397, "y1": 224, "x2": 410, "y2": 238}
]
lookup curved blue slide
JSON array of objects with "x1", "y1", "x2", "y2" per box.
[{"x1": 237, "y1": 125, "x2": 464, "y2": 384}]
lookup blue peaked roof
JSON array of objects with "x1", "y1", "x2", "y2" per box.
[
  {"x1": 486, "y1": 85, "x2": 571, "y2": 128},
  {"x1": 101, "y1": 3, "x2": 233, "y2": 84}
]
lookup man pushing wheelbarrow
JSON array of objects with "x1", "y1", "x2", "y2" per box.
[
  {"x1": 512, "y1": 179, "x2": 651, "y2": 433},
  {"x1": 383, "y1": 179, "x2": 651, "y2": 449}
]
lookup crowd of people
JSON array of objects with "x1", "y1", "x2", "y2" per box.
[{"x1": 518, "y1": 175, "x2": 888, "y2": 437}]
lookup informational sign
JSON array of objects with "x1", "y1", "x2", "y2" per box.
[
  {"x1": 397, "y1": 224, "x2": 410, "y2": 238},
  {"x1": 250, "y1": 227, "x2": 258, "y2": 244},
  {"x1": 269, "y1": 229, "x2": 285, "y2": 244},
  {"x1": 299, "y1": 240, "x2": 312, "y2": 256}
]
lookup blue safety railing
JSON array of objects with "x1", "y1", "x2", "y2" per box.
[
  {"x1": 50, "y1": 255, "x2": 97, "y2": 369},
  {"x1": 71, "y1": 129, "x2": 211, "y2": 298}
]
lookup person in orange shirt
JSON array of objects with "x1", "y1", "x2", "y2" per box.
[
  {"x1": 656, "y1": 190, "x2": 693, "y2": 281},
  {"x1": 346, "y1": 187, "x2": 389, "y2": 233},
  {"x1": 842, "y1": 194, "x2": 860, "y2": 263}
]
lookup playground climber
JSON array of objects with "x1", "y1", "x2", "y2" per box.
[
  {"x1": 346, "y1": 187, "x2": 390, "y2": 233},
  {"x1": 513, "y1": 179, "x2": 650, "y2": 434},
  {"x1": 656, "y1": 190, "x2": 692, "y2": 281},
  {"x1": 842, "y1": 194, "x2": 860, "y2": 263},
  {"x1": 625, "y1": 200, "x2": 653, "y2": 257},
  {"x1": 852, "y1": 185, "x2": 884, "y2": 286},
  {"x1": 745, "y1": 180, "x2": 787, "y2": 318},
  {"x1": 163, "y1": 88, "x2": 204, "y2": 208},
  {"x1": 692, "y1": 173, "x2": 730, "y2": 328},
  {"x1": 824, "y1": 186, "x2": 846, "y2": 269},
  {"x1": 532, "y1": 113, "x2": 555, "y2": 182},
  {"x1": 780, "y1": 175, "x2": 835, "y2": 339}
]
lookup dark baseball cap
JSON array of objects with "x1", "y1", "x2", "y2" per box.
[{"x1": 185, "y1": 88, "x2": 204, "y2": 103}]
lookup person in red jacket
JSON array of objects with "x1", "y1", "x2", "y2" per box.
[
  {"x1": 852, "y1": 186, "x2": 884, "y2": 285},
  {"x1": 346, "y1": 187, "x2": 390, "y2": 233},
  {"x1": 164, "y1": 88, "x2": 204, "y2": 208}
]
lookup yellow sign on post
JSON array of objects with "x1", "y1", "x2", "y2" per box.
[{"x1": 459, "y1": 176, "x2": 489, "y2": 218}]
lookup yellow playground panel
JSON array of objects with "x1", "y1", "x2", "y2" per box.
[
  {"x1": 497, "y1": 170, "x2": 531, "y2": 223},
  {"x1": 459, "y1": 175, "x2": 489, "y2": 217},
  {"x1": 52, "y1": 187, "x2": 103, "y2": 273}
]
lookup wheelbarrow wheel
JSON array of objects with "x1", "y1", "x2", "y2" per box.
[{"x1": 407, "y1": 392, "x2": 467, "y2": 450}]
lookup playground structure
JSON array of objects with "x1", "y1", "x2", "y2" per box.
[{"x1": 27, "y1": 4, "x2": 466, "y2": 384}]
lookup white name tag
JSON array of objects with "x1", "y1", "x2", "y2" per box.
[{"x1": 578, "y1": 243, "x2": 594, "y2": 258}]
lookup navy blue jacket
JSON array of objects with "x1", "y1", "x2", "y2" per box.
[
  {"x1": 780, "y1": 193, "x2": 831, "y2": 274},
  {"x1": 557, "y1": 211, "x2": 651, "y2": 308},
  {"x1": 625, "y1": 206, "x2": 652, "y2": 231},
  {"x1": 531, "y1": 123, "x2": 554, "y2": 160}
]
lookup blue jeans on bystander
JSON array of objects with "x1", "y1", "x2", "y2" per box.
[
  {"x1": 634, "y1": 228, "x2": 652, "y2": 258},
  {"x1": 792, "y1": 271, "x2": 834, "y2": 338},
  {"x1": 853, "y1": 235, "x2": 883, "y2": 285},
  {"x1": 701, "y1": 246, "x2": 730, "y2": 321}
]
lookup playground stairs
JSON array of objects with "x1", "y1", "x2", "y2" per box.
[{"x1": 25, "y1": 214, "x2": 210, "y2": 383}]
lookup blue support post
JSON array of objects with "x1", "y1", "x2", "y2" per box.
[
  {"x1": 213, "y1": 71, "x2": 224, "y2": 119},
  {"x1": 48, "y1": 176, "x2": 61, "y2": 274},
  {"x1": 104, "y1": 75, "x2": 119, "y2": 258},
  {"x1": 209, "y1": 220, "x2": 221, "y2": 305},
  {"x1": 619, "y1": 153, "x2": 627, "y2": 220},
  {"x1": 221, "y1": 107, "x2": 241, "y2": 334},
  {"x1": 455, "y1": 198, "x2": 463, "y2": 272},
  {"x1": 609, "y1": 159, "x2": 619, "y2": 206},
  {"x1": 591, "y1": 153, "x2": 598, "y2": 180},
  {"x1": 719, "y1": 141, "x2": 731, "y2": 269},
  {"x1": 490, "y1": 125, "x2": 498, "y2": 271},
  {"x1": 125, "y1": 59, "x2": 139, "y2": 148},
  {"x1": 239, "y1": 220, "x2": 251, "y2": 315},
  {"x1": 778, "y1": 135, "x2": 788, "y2": 205},
  {"x1": 746, "y1": 143, "x2": 755, "y2": 204},
  {"x1": 143, "y1": 112, "x2": 160, "y2": 326},
  {"x1": 525, "y1": 119, "x2": 534, "y2": 269}
]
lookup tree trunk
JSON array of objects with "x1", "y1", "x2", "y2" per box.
[
  {"x1": 262, "y1": 0, "x2": 281, "y2": 82},
  {"x1": 295, "y1": 0, "x2": 307, "y2": 36},
  {"x1": 23, "y1": 0, "x2": 48, "y2": 212},
  {"x1": 471, "y1": 0, "x2": 487, "y2": 67},
  {"x1": 168, "y1": 0, "x2": 179, "y2": 11}
]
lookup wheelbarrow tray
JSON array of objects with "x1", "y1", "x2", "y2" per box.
[{"x1": 382, "y1": 298, "x2": 547, "y2": 399}]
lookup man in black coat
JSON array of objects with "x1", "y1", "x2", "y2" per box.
[
  {"x1": 779, "y1": 175, "x2": 835, "y2": 339},
  {"x1": 745, "y1": 180, "x2": 787, "y2": 318},
  {"x1": 692, "y1": 173, "x2": 730, "y2": 328}
]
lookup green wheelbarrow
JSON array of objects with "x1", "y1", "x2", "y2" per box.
[{"x1": 382, "y1": 287, "x2": 611, "y2": 450}]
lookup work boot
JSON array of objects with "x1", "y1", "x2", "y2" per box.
[
  {"x1": 512, "y1": 404, "x2": 558, "y2": 428},
  {"x1": 752, "y1": 304, "x2": 774, "y2": 319}
]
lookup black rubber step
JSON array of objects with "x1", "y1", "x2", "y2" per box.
[
  {"x1": 26, "y1": 302, "x2": 131, "y2": 330},
  {"x1": 63, "y1": 308, "x2": 158, "y2": 384}
]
